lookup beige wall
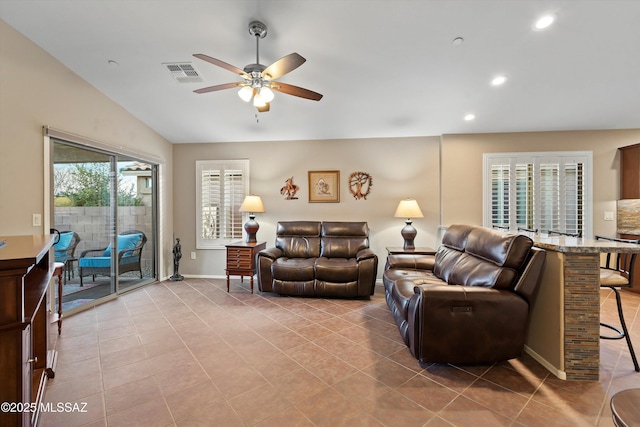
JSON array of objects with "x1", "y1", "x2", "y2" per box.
[
  {"x1": 0, "y1": 20, "x2": 174, "y2": 279},
  {"x1": 441, "y1": 129, "x2": 640, "y2": 236},
  {"x1": 173, "y1": 137, "x2": 441, "y2": 278},
  {"x1": 175, "y1": 130, "x2": 640, "y2": 278}
]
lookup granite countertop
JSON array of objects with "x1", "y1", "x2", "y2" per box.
[{"x1": 528, "y1": 234, "x2": 640, "y2": 253}]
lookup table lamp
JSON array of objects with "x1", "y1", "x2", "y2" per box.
[
  {"x1": 394, "y1": 199, "x2": 424, "y2": 250},
  {"x1": 239, "y1": 195, "x2": 265, "y2": 243}
]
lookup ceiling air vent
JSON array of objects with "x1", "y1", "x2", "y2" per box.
[{"x1": 162, "y1": 63, "x2": 203, "y2": 83}]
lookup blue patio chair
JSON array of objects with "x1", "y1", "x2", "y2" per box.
[
  {"x1": 52, "y1": 230, "x2": 81, "y2": 281},
  {"x1": 78, "y1": 230, "x2": 147, "y2": 286}
]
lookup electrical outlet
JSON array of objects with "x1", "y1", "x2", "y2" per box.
[
  {"x1": 190, "y1": 251, "x2": 196, "y2": 260},
  {"x1": 604, "y1": 211, "x2": 615, "y2": 221},
  {"x1": 32, "y1": 214, "x2": 41, "y2": 227}
]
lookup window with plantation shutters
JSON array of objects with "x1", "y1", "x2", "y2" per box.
[
  {"x1": 483, "y1": 152, "x2": 592, "y2": 237},
  {"x1": 196, "y1": 160, "x2": 249, "y2": 248}
]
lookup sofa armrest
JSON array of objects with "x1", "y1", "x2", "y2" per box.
[
  {"x1": 258, "y1": 247, "x2": 283, "y2": 260},
  {"x1": 385, "y1": 254, "x2": 435, "y2": 271},
  {"x1": 356, "y1": 248, "x2": 376, "y2": 262},
  {"x1": 407, "y1": 284, "x2": 529, "y2": 363},
  {"x1": 513, "y1": 247, "x2": 546, "y2": 304},
  {"x1": 257, "y1": 247, "x2": 283, "y2": 292}
]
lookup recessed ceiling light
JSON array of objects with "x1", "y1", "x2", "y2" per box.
[
  {"x1": 535, "y1": 14, "x2": 556, "y2": 30},
  {"x1": 491, "y1": 75, "x2": 507, "y2": 86},
  {"x1": 452, "y1": 37, "x2": 464, "y2": 46},
  {"x1": 107, "y1": 59, "x2": 119, "y2": 68},
  {"x1": 464, "y1": 114, "x2": 476, "y2": 121}
]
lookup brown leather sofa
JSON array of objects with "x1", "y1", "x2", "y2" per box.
[
  {"x1": 383, "y1": 224, "x2": 546, "y2": 364},
  {"x1": 257, "y1": 221, "x2": 378, "y2": 297}
]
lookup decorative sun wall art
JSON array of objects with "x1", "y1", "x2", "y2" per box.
[{"x1": 348, "y1": 171, "x2": 372, "y2": 200}]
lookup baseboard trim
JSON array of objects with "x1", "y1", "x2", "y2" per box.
[
  {"x1": 181, "y1": 274, "x2": 228, "y2": 279},
  {"x1": 524, "y1": 344, "x2": 566, "y2": 380}
]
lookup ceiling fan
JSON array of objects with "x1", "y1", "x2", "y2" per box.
[{"x1": 193, "y1": 20, "x2": 323, "y2": 113}]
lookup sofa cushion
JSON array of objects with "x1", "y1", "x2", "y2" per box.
[
  {"x1": 271, "y1": 258, "x2": 316, "y2": 281},
  {"x1": 276, "y1": 236, "x2": 321, "y2": 258},
  {"x1": 433, "y1": 226, "x2": 532, "y2": 290},
  {"x1": 441, "y1": 224, "x2": 473, "y2": 251},
  {"x1": 315, "y1": 257, "x2": 358, "y2": 282},
  {"x1": 320, "y1": 222, "x2": 369, "y2": 258},
  {"x1": 320, "y1": 237, "x2": 369, "y2": 258},
  {"x1": 439, "y1": 252, "x2": 518, "y2": 289},
  {"x1": 275, "y1": 221, "x2": 321, "y2": 258},
  {"x1": 465, "y1": 228, "x2": 533, "y2": 269}
]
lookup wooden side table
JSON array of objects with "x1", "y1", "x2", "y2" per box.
[
  {"x1": 225, "y1": 241, "x2": 266, "y2": 293},
  {"x1": 386, "y1": 247, "x2": 436, "y2": 255}
]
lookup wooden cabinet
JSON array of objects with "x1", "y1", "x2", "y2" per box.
[
  {"x1": 620, "y1": 143, "x2": 640, "y2": 200},
  {"x1": 225, "y1": 241, "x2": 266, "y2": 293},
  {"x1": 0, "y1": 235, "x2": 57, "y2": 427}
]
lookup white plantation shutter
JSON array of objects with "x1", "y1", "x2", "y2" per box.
[
  {"x1": 196, "y1": 160, "x2": 249, "y2": 248},
  {"x1": 490, "y1": 163, "x2": 510, "y2": 228},
  {"x1": 484, "y1": 152, "x2": 591, "y2": 237},
  {"x1": 515, "y1": 163, "x2": 534, "y2": 229},
  {"x1": 538, "y1": 162, "x2": 560, "y2": 233}
]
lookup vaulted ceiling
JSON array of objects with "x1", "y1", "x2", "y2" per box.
[{"x1": 1, "y1": 0, "x2": 639, "y2": 143}]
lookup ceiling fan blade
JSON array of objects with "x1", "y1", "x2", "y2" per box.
[
  {"x1": 194, "y1": 82, "x2": 242, "y2": 94},
  {"x1": 271, "y1": 82, "x2": 323, "y2": 101},
  {"x1": 262, "y1": 53, "x2": 306, "y2": 80},
  {"x1": 256, "y1": 102, "x2": 270, "y2": 113},
  {"x1": 193, "y1": 54, "x2": 249, "y2": 79}
]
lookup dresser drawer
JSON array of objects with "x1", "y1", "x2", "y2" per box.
[
  {"x1": 226, "y1": 259, "x2": 253, "y2": 270},
  {"x1": 226, "y1": 247, "x2": 253, "y2": 260}
]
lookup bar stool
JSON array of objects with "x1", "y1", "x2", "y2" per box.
[
  {"x1": 53, "y1": 261, "x2": 64, "y2": 335},
  {"x1": 611, "y1": 388, "x2": 640, "y2": 426},
  {"x1": 595, "y1": 235, "x2": 640, "y2": 372}
]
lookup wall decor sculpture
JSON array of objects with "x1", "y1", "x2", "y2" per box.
[
  {"x1": 348, "y1": 171, "x2": 372, "y2": 200},
  {"x1": 280, "y1": 176, "x2": 299, "y2": 200},
  {"x1": 308, "y1": 170, "x2": 340, "y2": 203}
]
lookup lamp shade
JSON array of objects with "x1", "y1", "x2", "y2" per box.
[
  {"x1": 238, "y1": 86, "x2": 253, "y2": 102},
  {"x1": 239, "y1": 195, "x2": 265, "y2": 213},
  {"x1": 394, "y1": 199, "x2": 424, "y2": 219}
]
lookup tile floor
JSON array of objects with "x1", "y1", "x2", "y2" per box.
[{"x1": 40, "y1": 279, "x2": 640, "y2": 427}]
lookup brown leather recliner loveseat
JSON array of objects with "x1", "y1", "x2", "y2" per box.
[
  {"x1": 257, "y1": 221, "x2": 378, "y2": 297},
  {"x1": 383, "y1": 224, "x2": 546, "y2": 364}
]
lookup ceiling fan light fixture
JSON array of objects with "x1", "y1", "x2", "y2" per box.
[
  {"x1": 253, "y1": 92, "x2": 267, "y2": 107},
  {"x1": 193, "y1": 20, "x2": 322, "y2": 112},
  {"x1": 260, "y1": 87, "x2": 275, "y2": 103},
  {"x1": 238, "y1": 85, "x2": 253, "y2": 102}
]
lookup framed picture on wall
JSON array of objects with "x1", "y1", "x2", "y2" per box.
[{"x1": 308, "y1": 170, "x2": 340, "y2": 203}]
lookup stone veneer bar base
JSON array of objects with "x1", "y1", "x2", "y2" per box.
[{"x1": 563, "y1": 252, "x2": 601, "y2": 380}]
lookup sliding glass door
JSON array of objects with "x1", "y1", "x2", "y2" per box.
[{"x1": 52, "y1": 140, "x2": 157, "y2": 314}]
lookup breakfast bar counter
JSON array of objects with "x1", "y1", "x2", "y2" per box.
[{"x1": 524, "y1": 234, "x2": 640, "y2": 380}]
